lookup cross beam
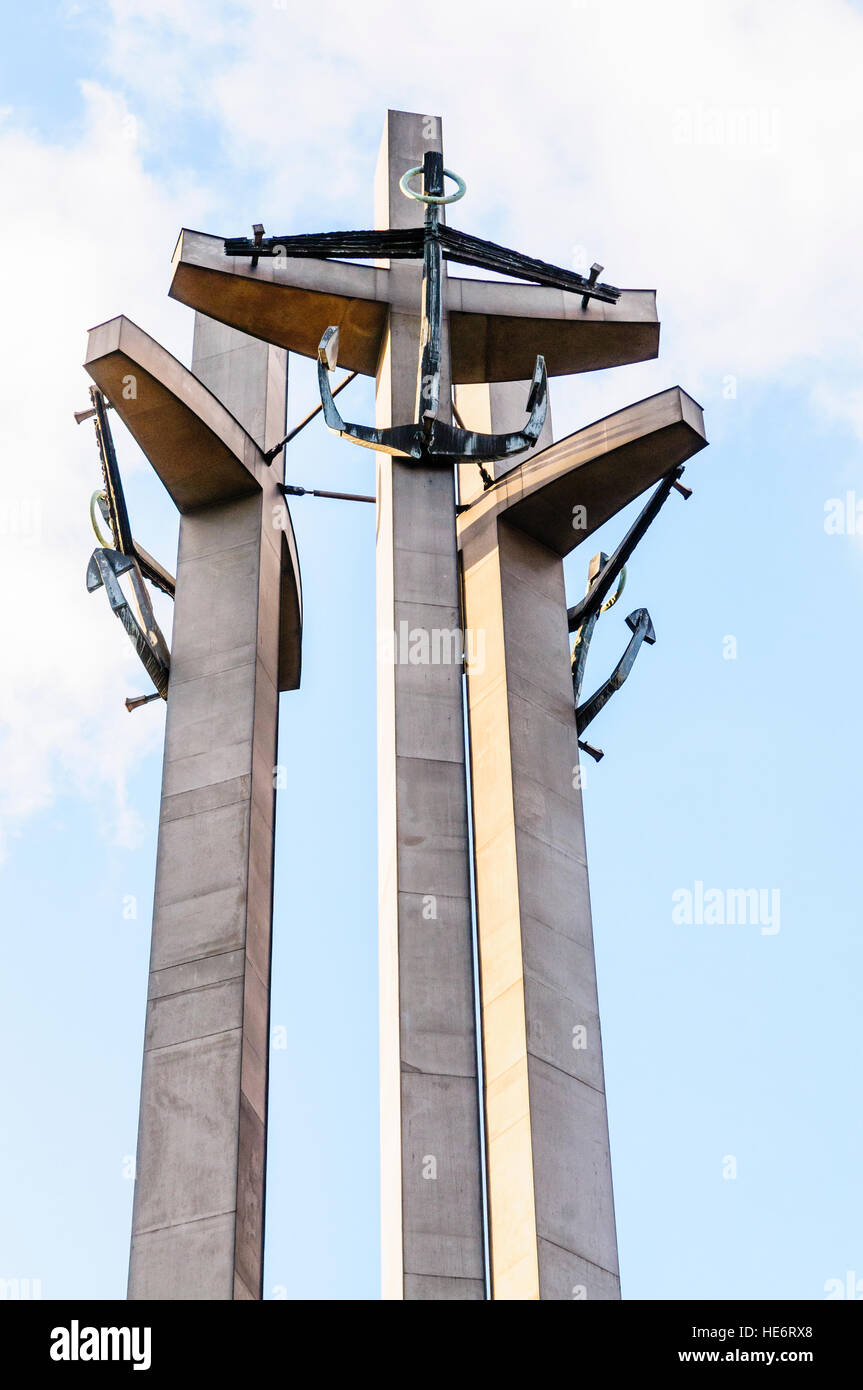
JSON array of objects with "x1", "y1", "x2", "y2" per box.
[
  {"x1": 223, "y1": 225, "x2": 621, "y2": 304},
  {"x1": 169, "y1": 237, "x2": 658, "y2": 384}
]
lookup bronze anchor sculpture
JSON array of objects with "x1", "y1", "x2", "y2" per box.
[
  {"x1": 224, "y1": 152, "x2": 621, "y2": 466},
  {"x1": 77, "y1": 386, "x2": 174, "y2": 708},
  {"x1": 570, "y1": 466, "x2": 691, "y2": 760}
]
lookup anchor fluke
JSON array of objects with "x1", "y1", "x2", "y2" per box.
[
  {"x1": 318, "y1": 324, "x2": 340, "y2": 372},
  {"x1": 317, "y1": 327, "x2": 423, "y2": 457},
  {"x1": 87, "y1": 545, "x2": 134, "y2": 595},
  {"x1": 522, "y1": 354, "x2": 548, "y2": 444},
  {"x1": 316, "y1": 327, "x2": 548, "y2": 463},
  {"x1": 626, "y1": 607, "x2": 656, "y2": 644},
  {"x1": 87, "y1": 547, "x2": 171, "y2": 700},
  {"x1": 568, "y1": 468, "x2": 693, "y2": 756},
  {"x1": 576, "y1": 606, "x2": 656, "y2": 735}
]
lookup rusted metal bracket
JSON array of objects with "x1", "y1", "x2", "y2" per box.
[
  {"x1": 263, "y1": 370, "x2": 358, "y2": 463},
  {"x1": 451, "y1": 399, "x2": 494, "y2": 488},
  {"x1": 280, "y1": 483, "x2": 375, "y2": 504},
  {"x1": 250, "y1": 222, "x2": 265, "y2": 269}
]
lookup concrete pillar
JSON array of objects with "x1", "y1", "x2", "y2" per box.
[
  {"x1": 457, "y1": 382, "x2": 620, "y2": 1301},
  {"x1": 127, "y1": 321, "x2": 287, "y2": 1300},
  {"x1": 375, "y1": 110, "x2": 486, "y2": 1300}
]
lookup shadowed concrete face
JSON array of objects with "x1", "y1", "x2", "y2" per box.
[
  {"x1": 87, "y1": 314, "x2": 298, "y2": 1299},
  {"x1": 458, "y1": 387, "x2": 706, "y2": 557},
  {"x1": 457, "y1": 384, "x2": 706, "y2": 1299}
]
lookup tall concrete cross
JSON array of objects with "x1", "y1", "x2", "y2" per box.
[
  {"x1": 454, "y1": 383, "x2": 705, "y2": 1297},
  {"x1": 87, "y1": 108, "x2": 706, "y2": 1300},
  {"x1": 84, "y1": 315, "x2": 301, "y2": 1299}
]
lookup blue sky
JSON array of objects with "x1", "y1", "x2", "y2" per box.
[{"x1": 1, "y1": 0, "x2": 862, "y2": 1300}]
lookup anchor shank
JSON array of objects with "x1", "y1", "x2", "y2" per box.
[
  {"x1": 571, "y1": 554, "x2": 609, "y2": 706},
  {"x1": 572, "y1": 605, "x2": 601, "y2": 708},
  {"x1": 416, "y1": 152, "x2": 444, "y2": 431},
  {"x1": 567, "y1": 466, "x2": 683, "y2": 632},
  {"x1": 92, "y1": 386, "x2": 134, "y2": 555},
  {"x1": 90, "y1": 385, "x2": 176, "y2": 597}
]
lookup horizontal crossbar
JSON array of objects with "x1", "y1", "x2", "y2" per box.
[{"x1": 224, "y1": 226, "x2": 621, "y2": 303}]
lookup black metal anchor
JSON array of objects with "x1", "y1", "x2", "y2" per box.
[
  {"x1": 570, "y1": 466, "x2": 691, "y2": 760},
  {"x1": 86, "y1": 547, "x2": 171, "y2": 700},
  {"x1": 225, "y1": 151, "x2": 622, "y2": 464},
  {"x1": 77, "y1": 387, "x2": 174, "y2": 707},
  {"x1": 316, "y1": 153, "x2": 547, "y2": 460},
  {"x1": 576, "y1": 606, "x2": 656, "y2": 740}
]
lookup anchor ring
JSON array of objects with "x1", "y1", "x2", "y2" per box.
[
  {"x1": 90, "y1": 490, "x2": 113, "y2": 547},
  {"x1": 399, "y1": 165, "x2": 466, "y2": 205},
  {"x1": 600, "y1": 564, "x2": 627, "y2": 613},
  {"x1": 571, "y1": 565, "x2": 627, "y2": 655}
]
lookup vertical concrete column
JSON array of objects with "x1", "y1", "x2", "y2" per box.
[
  {"x1": 128, "y1": 320, "x2": 287, "y2": 1300},
  {"x1": 457, "y1": 383, "x2": 620, "y2": 1301},
  {"x1": 375, "y1": 110, "x2": 485, "y2": 1300}
]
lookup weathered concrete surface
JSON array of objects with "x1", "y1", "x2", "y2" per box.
[
  {"x1": 457, "y1": 382, "x2": 706, "y2": 1299},
  {"x1": 87, "y1": 315, "x2": 296, "y2": 1299},
  {"x1": 375, "y1": 110, "x2": 485, "y2": 1301}
]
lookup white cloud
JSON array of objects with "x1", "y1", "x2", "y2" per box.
[
  {"x1": 0, "y1": 81, "x2": 212, "y2": 859},
  {"x1": 811, "y1": 380, "x2": 863, "y2": 440},
  {"x1": 3, "y1": 0, "x2": 863, "y2": 856},
  {"x1": 97, "y1": 0, "x2": 863, "y2": 415}
]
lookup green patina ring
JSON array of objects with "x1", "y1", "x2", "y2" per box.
[
  {"x1": 600, "y1": 564, "x2": 627, "y2": 613},
  {"x1": 90, "y1": 490, "x2": 113, "y2": 547},
  {"x1": 398, "y1": 165, "x2": 466, "y2": 205},
  {"x1": 571, "y1": 565, "x2": 628, "y2": 654}
]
